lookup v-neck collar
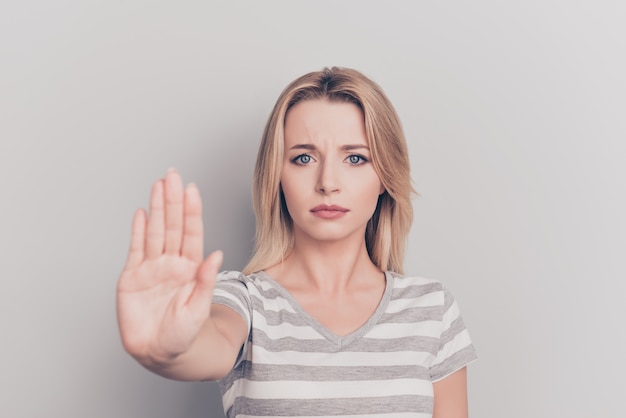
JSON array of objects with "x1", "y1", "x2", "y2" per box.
[{"x1": 256, "y1": 271, "x2": 394, "y2": 347}]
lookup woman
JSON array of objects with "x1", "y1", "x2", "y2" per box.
[{"x1": 117, "y1": 67, "x2": 477, "y2": 417}]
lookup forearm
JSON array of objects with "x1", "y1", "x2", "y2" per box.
[
  {"x1": 128, "y1": 306, "x2": 247, "y2": 381},
  {"x1": 432, "y1": 367, "x2": 469, "y2": 418}
]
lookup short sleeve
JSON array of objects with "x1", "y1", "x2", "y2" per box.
[
  {"x1": 212, "y1": 271, "x2": 252, "y2": 366},
  {"x1": 429, "y1": 286, "x2": 478, "y2": 382},
  {"x1": 212, "y1": 271, "x2": 252, "y2": 329}
]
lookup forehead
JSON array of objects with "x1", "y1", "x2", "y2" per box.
[{"x1": 283, "y1": 99, "x2": 367, "y2": 146}]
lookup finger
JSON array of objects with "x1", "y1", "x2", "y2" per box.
[
  {"x1": 181, "y1": 182, "x2": 204, "y2": 263},
  {"x1": 123, "y1": 208, "x2": 146, "y2": 271},
  {"x1": 186, "y1": 250, "x2": 223, "y2": 317},
  {"x1": 145, "y1": 179, "x2": 165, "y2": 259},
  {"x1": 164, "y1": 168, "x2": 184, "y2": 255}
]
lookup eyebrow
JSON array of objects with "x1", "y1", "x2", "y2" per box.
[{"x1": 289, "y1": 144, "x2": 370, "y2": 151}]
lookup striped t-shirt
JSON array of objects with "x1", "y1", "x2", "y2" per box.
[{"x1": 212, "y1": 270, "x2": 477, "y2": 418}]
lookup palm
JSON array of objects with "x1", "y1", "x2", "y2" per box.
[{"x1": 117, "y1": 170, "x2": 222, "y2": 361}]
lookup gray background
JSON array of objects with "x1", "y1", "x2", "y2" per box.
[{"x1": 1, "y1": 1, "x2": 625, "y2": 417}]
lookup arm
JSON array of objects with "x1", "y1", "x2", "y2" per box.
[
  {"x1": 143, "y1": 304, "x2": 249, "y2": 381},
  {"x1": 432, "y1": 367, "x2": 469, "y2": 418},
  {"x1": 117, "y1": 169, "x2": 248, "y2": 381}
]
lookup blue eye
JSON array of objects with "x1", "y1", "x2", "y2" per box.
[
  {"x1": 294, "y1": 154, "x2": 312, "y2": 165},
  {"x1": 347, "y1": 154, "x2": 367, "y2": 165}
]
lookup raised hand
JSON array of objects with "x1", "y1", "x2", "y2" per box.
[{"x1": 117, "y1": 169, "x2": 223, "y2": 365}]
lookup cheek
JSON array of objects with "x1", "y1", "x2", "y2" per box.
[
  {"x1": 362, "y1": 173, "x2": 384, "y2": 198},
  {"x1": 355, "y1": 177, "x2": 384, "y2": 216},
  {"x1": 279, "y1": 171, "x2": 301, "y2": 209}
]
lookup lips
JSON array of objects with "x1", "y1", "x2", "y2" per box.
[
  {"x1": 311, "y1": 204, "x2": 348, "y2": 212},
  {"x1": 310, "y1": 204, "x2": 349, "y2": 219}
]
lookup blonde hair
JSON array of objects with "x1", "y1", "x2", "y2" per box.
[{"x1": 243, "y1": 67, "x2": 415, "y2": 275}]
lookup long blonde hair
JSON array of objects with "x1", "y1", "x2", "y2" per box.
[{"x1": 243, "y1": 67, "x2": 415, "y2": 275}]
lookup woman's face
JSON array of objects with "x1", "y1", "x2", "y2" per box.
[{"x1": 281, "y1": 99, "x2": 384, "y2": 245}]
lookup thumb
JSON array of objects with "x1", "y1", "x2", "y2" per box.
[{"x1": 186, "y1": 250, "x2": 223, "y2": 316}]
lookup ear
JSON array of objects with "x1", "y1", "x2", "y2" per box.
[{"x1": 379, "y1": 182, "x2": 386, "y2": 195}]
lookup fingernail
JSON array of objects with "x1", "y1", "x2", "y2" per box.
[{"x1": 167, "y1": 167, "x2": 177, "y2": 173}]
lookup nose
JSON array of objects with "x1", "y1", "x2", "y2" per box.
[{"x1": 316, "y1": 161, "x2": 340, "y2": 194}]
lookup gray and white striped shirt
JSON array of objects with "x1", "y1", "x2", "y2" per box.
[{"x1": 212, "y1": 270, "x2": 477, "y2": 418}]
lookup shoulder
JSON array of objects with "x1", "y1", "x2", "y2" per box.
[
  {"x1": 212, "y1": 271, "x2": 282, "y2": 330},
  {"x1": 217, "y1": 270, "x2": 270, "y2": 283},
  {"x1": 388, "y1": 271, "x2": 447, "y2": 303},
  {"x1": 215, "y1": 270, "x2": 280, "y2": 298},
  {"x1": 214, "y1": 271, "x2": 250, "y2": 297},
  {"x1": 216, "y1": 270, "x2": 248, "y2": 283},
  {"x1": 389, "y1": 271, "x2": 444, "y2": 288}
]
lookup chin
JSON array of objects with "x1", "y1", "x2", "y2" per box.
[{"x1": 295, "y1": 226, "x2": 364, "y2": 245}]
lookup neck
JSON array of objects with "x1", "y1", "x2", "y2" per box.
[{"x1": 269, "y1": 231, "x2": 383, "y2": 295}]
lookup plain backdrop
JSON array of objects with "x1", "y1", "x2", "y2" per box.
[{"x1": 1, "y1": 1, "x2": 625, "y2": 417}]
